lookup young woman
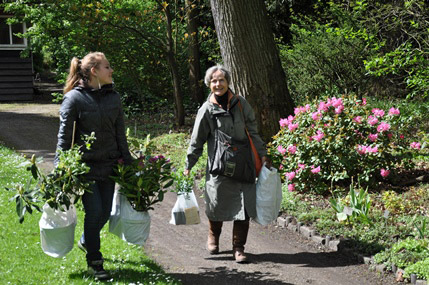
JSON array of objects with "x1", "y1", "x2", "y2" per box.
[
  {"x1": 184, "y1": 64, "x2": 268, "y2": 263},
  {"x1": 55, "y1": 52, "x2": 132, "y2": 280}
]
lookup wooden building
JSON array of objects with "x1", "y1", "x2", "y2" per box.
[{"x1": 0, "y1": 12, "x2": 33, "y2": 101}]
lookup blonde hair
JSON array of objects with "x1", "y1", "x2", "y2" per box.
[{"x1": 63, "y1": 52, "x2": 106, "y2": 94}]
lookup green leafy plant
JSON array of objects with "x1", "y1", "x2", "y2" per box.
[
  {"x1": 413, "y1": 216, "x2": 428, "y2": 239},
  {"x1": 172, "y1": 169, "x2": 195, "y2": 195},
  {"x1": 374, "y1": 237, "x2": 429, "y2": 270},
  {"x1": 382, "y1": 190, "x2": 408, "y2": 215},
  {"x1": 51, "y1": 92, "x2": 64, "y2": 103},
  {"x1": 5, "y1": 134, "x2": 95, "y2": 223},
  {"x1": 330, "y1": 183, "x2": 372, "y2": 225},
  {"x1": 111, "y1": 134, "x2": 174, "y2": 212},
  {"x1": 270, "y1": 94, "x2": 422, "y2": 194},
  {"x1": 404, "y1": 257, "x2": 429, "y2": 280}
]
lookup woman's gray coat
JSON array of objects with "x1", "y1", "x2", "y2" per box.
[{"x1": 186, "y1": 91, "x2": 266, "y2": 221}]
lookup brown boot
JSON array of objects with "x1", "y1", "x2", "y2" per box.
[
  {"x1": 207, "y1": 220, "x2": 223, "y2": 254},
  {"x1": 232, "y1": 220, "x2": 250, "y2": 263}
]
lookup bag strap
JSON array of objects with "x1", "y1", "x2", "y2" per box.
[{"x1": 237, "y1": 98, "x2": 262, "y2": 175}]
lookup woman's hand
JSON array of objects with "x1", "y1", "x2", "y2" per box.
[
  {"x1": 261, "y1": 156, "x2": 272, "y2": 169},
  {"x1": 183, "y1": 169, "x2": 190, "y2": 176}
]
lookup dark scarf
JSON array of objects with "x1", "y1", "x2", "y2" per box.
[{"x1": 215, "y1": 93, "x2": 229, "y2": 110}]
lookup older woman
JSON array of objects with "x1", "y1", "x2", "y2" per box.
[{"x1": 184, "y1": 64, "x2": 267, "y2": 263}]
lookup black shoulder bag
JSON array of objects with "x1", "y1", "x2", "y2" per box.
[{"x1": 208, "y1": 101, "x2": 256, "y2": 184}]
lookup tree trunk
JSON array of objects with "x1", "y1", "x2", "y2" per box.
[
  {"x1": 164, "y1": 3, "x2": 185, "y2": 126},
  {"x1": 186, "y1": 0, "x2": 205, "y2": 105},
  {"x1": 210, "y1": 0, "x2": 294, "y2": 141}
]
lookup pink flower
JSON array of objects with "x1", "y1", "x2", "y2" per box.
[
  {"x1": 288, "y1": 183, "x2": 295, "y2": 192},
  {"x1": 279, "y1": 164, "x2": 284, "y2": 170},
  {"x1": 410, "y1": 142, "x2": 421, "y2": 150},
  {"x1": 298, "y1": 163, "x2": 306, "y2": 171},
  {"x1": 279, "y1": 118, "x2": 289, "y2": 127},
  {"x1": 311, "y1": 111, "x2": 322, "y2": 121},
  {"x1": 367, "y1": 146, "x2": 378, "y2": 153},
  {"x1": 287, "y1": 145, "x2": 297, "y2": 154},
  {"x1": 372, "y1": 108, "x2": 385, "y2": 117},
  {"x1": 277, "y1": 145, "x2": 287, "y2": 155},
  {"x1": 288, "y1": 123, "x2": 299, "y2": 132},
  {"x1": 279, "y1": 115, "x2": 295, "y2": 127},
  {"x1": 388, "y1": 107, "x2": 400, "y2": 116},
  {"x1": 362, "y1": 98, "x2": 367, "y2": 105},
  {"x1": 312, "y1": 130, "x2": 325, "y2": 142},
  {"x1": 294, "y1": 105, "x2": 310, "y2": 115},
  {"x1": 331, "y1": 97, "x2": 343, "y2": 108},
  {"x1": 335, "y1": 105, "x2": 344, "y2": 114},
  {"x1": 311, "y1": 165, "x2": 321, "y2": 174},
  {"x1": 285, "y1": 171, "x2": 296, "y2": 181},
  {"x1": 304, "y1": 104, "x2": 311, "y2": 112},
  {"x1": 368, "y1": 133, "x2": 378, "y2": 142},
  {"x1": 380, "y1": 169, "x2": 390, "y2": 178},
  {"x1": 353, "y1": 116, "x2": 363, "y2": 124},
  {"x1": 356, "y1": 145, "x2": 367, "y2": 155},
  {"x1": 368, "y1": 115, "x2": 378, "y2": 126},
  {"x1": 377, "y1": 122, "x2": 391, "y2": 132},
  {"x1": 318, "y1": 101, "x2": 329, "y2": 112}
]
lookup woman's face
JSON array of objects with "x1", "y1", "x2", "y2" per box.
[
  {"x1": 209, "y1": 70, "x2": 229, "y2": 96},
  {"x1": 94, "y1": 58, "x2": 114, "y2": 85}
]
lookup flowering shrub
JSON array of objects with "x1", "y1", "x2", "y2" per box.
[
  {"x1": 270, "y1": 95, "x2": 422, "y2": 194},
  {"x1": 111, "y1": 134, "x2": 173, "y2": 212}
]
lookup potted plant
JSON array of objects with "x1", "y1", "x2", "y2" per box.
[
  {"x1": 6, "y1": 133, "x2": 95, "y2": 257},
  {"x1": 109, "y1": 134, "x2": 174, "y2": 245}
]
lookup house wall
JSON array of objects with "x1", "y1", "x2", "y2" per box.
[
  {"x1": 0, "y1": 49, "x2": 33, "y2": 101},
  {"x1": 0, "y1": 14, "x2": 33, "y2": 101}
]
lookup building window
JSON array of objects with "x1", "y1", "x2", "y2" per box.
[{"x1": 0, "y1": 17, "x2": 27, "y2": 48}]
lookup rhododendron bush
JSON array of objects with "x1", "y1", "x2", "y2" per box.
[{"x1": 270, "y1": 95, "x2": 422, "y2": 194}]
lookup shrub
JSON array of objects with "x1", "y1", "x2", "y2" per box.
[
  {"x1": 374, "y1": 237, "x2": 429, "y2": 272},
  {"x1": 404, "y1": 257, "x2": 429, "y2": 280},
  {"x1": 269, "y1": 94, "x2": 422, "y2": 194},
  {"x1": 280, "y1": 23, "x2": 369, "y2": 104}
]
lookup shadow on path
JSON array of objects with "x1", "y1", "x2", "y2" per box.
[{"x1": 0, "y1": 110, "x2": 59, "y2": 171}]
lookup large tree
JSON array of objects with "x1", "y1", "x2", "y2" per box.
[{"x1": 209, "y1": 0, "x2": 294, "y2": 141}]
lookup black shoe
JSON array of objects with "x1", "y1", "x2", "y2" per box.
[
  {"x1": 77, "y1": 239, "x2": 87, "y2": 254},
  {"x1": 88, "y1": 260, "x2": 111, "y2": 281}
]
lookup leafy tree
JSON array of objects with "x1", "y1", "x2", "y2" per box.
[{"x1": 4, "y1": 0, "x2": 195, "y2": 125}]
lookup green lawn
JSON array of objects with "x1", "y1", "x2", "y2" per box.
[{"x1": 0, "y1": 144, "x2": 180, "y2": 284}]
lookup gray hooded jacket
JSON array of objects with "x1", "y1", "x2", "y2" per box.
[{"x1": 186, "y1": 91, "x2": 267, "y2": 221}]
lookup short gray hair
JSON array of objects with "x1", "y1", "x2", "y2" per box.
[{"x1": 204, "y1": 64, "x2": 231, "y2": 87}]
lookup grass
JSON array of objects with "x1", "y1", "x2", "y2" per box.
[{"x1": 0, "y1": 144, "x2": 180, "y2": 285}]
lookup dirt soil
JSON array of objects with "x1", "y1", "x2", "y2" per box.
[{"x1": 0, "y1": 101, "x2": 399, "y2": 285}]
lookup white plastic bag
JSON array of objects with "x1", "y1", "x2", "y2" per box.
[
  {"x1": 39, "y1": 203, "x2": 77, "y2": 258},
  {"x1": 169, "y1": 190, "x2": 200, "y2": 225},
  {"x1": 254, "y1": 164, "x2": 282, "y2": 226},
  {"x1": 109, "y1": 190, "x2": 151, "y2": 246}
]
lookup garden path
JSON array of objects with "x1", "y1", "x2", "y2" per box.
[{"x1": 0, "y1": 101, "x2": 397, "y2": 285}]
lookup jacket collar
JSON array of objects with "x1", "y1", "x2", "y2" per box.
[
  {"x1": 75, "y1": 79, "x2": 114, "y2": 94},
  {"x1": 209, "y1": 89, "x2": 238, "y2": 115}
]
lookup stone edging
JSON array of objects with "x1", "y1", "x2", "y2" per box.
[{"x1": 276, "y1": 216, "x2": 428, "y2": 285}]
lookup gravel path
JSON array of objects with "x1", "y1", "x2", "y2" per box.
[{"x1": 0, "y1": 102, "x2": 397, "y2": 285}]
